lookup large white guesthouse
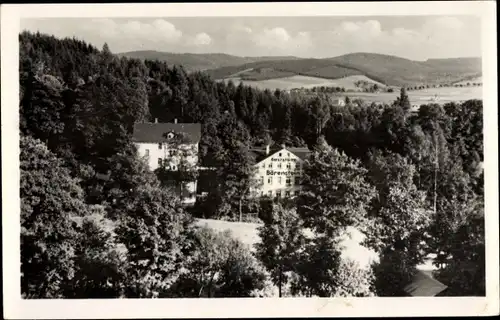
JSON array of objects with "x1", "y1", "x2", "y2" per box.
[
  {"x1": 132, "y1": 119, "x2": 201, "y2": 205},
  {"x1": 250, "y1": 145, "x2": 310, "y2": 199}
]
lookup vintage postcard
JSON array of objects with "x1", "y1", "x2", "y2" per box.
[{"x1": 1, "y1": 1, "x2": 498, "y2": 318}]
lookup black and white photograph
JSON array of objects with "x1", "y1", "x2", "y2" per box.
[{"x1": 1, "y1": 2, "x2": 498, "y2": 318}]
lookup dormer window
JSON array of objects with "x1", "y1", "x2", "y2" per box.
[{"x1": 167, "y1": 132, "x2": 175, "y2": 139}]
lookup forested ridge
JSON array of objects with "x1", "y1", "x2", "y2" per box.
[{"x1": 20, "y1": 31, "x2": 485, "y2": 298}]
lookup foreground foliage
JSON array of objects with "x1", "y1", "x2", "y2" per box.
[{"x1": 166, "y1": 227, "x2": 270, "y2": 297}]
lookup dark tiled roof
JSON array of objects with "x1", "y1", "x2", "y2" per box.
[
  {"x1": 251, "y1": 146, "x2": 311, "y2": 163},
  {"x1": 132, "y1": 122, "x2": 201, "y2": 143},
  {"x1": 403, "y1": 270, "x2": 447, "y2": 297}
]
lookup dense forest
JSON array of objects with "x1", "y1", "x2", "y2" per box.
[{"x1": 20, "y1": 31, "x2": 484, "y2": 298}]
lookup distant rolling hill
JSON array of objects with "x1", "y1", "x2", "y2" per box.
[
  {"x1": 118, "y1": 51, "x2": 481, "y2": 87},
  {"x1": 117, "y1": 50, "x2": 300, "y2": 72},
  {"x1": 205, "y1": 52, "x2": 482, "y2": 87}
]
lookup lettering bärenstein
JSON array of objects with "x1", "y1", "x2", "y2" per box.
[{"x1": 266, "y1": 170, "x2": 300, "y2": 176}]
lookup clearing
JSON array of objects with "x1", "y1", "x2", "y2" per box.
[
  {"x1": 194, "y1": 218, "x2": 436, "y2": 272},
  {"x1": 452, "y1": 76, "x2": 482, "y2": 86},
  {"x1": 220, "y1": 75, "x2": 386, "y2": 91},
  {"x1": 194, "y1": 218, "x2": 378, "y2": 269},
  {"x1": 340, "y1": 86, "x2": 482, "y2": 106}
]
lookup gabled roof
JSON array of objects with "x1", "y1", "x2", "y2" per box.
[
  {"x1": 403, "y1": 270, "x2": 447, "y2": 297},
  {"x1": 132, "y1": 122, "x2": 201, "y2": 143},
  {"x1": 251, "y1": 146, "x2": 311, "y2": 163}
]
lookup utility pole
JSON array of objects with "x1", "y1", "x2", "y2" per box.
[
  {"x1": 239, "y1": 185, "x2": 250, "y2": 222},
  {"x1": 433, "y1": 134, "x2": 439, "y2": 215},
  {"x1": 278, "y1": 204, "x2": 282, "y2": 298}
]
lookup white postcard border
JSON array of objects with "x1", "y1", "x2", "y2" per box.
[{"x1": 2, "y1": 2, "x2": 498, "y2": 318}]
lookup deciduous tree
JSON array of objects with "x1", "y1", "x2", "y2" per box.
[
  {"x1": 297, "y1": 138, "x2": 376, "y2": 237},
  {"x1": 165, "y1": 227, "x2": 269, "y2": 297},
  {"x1": 255, "y1": 203, "x2": 305, "y2": 297}
]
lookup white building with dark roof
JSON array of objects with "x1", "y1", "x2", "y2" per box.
[
  {"x1": 250, "y1": 144, "x2": 311, "y2": 199},
  {"x1": 132, "y1": 119, "x2": 201, "y2": 205}
]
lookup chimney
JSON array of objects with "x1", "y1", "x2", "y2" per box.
[
  {"x1": 174, "y1": 118, "x2": 178, "y2": 124},
  {"x1": 266, "y1": 144, "x2": 270, "y2": 155},
  {"x1": 281, "y1": 143, "x2": 286, "y2": 150},
  {"x1": 154, "y1": 118, "x2": 158, "y2": 123}
]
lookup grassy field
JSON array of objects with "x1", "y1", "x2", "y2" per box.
[
  {"x1": 194, "y1": 218, "x2": 378, "y2": 269},
  {"x1": 452, "y1": 76, "x2": 482, "y2": 86},
  {"x1": 194, "y1": 218, "x2": 436, "y2": 272},
  {"x1": 221, "y1": 75, "x2": 386, "y2": 91},
  {"x1": 221, "y1": 75, "x2": 481, "y2": 105},
  {"x1": 342, "y1": 86, "x2": 482, "y2": 106}
]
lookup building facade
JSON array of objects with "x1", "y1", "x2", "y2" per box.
[
  {"x1": 250, "y1": 145, "x2": 310, "y2": 199},
  {"x1": 132, "y1": 120, "x2": 201, "y2": 205}
]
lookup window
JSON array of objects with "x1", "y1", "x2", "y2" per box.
[
  {"x1": 268, "y1": 177, "x2": 273, "y2": 184},
  {"x1": 262, "y1": 163, "x2": 266, "y2": 169},
  {"x1": 276, "y1": 191, "x2": 281, "y2": 198},
  {"x1": 145, "y1": 149, "x2": 150, "y2": 156},
  {"x1": 158, "y1": 158, "x2": 162, "y2": 166},
  {"x1": 290, "y1": 190, "x2": 294, "y2": 196},
  {"x1": 286, "y1": 163, "x2": 291, "y2": 169},
  {"x1": 259, "y1": 176, "x2": 264, "y2": 185},
  {"x1": 158, "y1": 143, "x2": 162, "y2": 150},
  {"x1": 268, "y1": 191, "x2": 272, "y2": 197},
  {"x1": 286, "y1": 177, "x2": 292, "y2": 186},
  {"x1": 167, "y1": 132, "x2": 174, "y2": 139},
  {"x1": 278, "y1": 177, "x2": 282, "y2": 184},
  {"x1": 268, "y1": 163, "x2": 273, "y2": 169},
  {"x1": 285, "y1": 191, "x2": 290, "y2": 197},
  {"x1": 169, "y1": 150, "x2": 175, "y2": 157},
  {"x1": 279, "y1": 153, "x2": 282, "y2": 157},
  {"x1": 171, "y1": 164, "x2": 177, "y2": 171},
  {"x1": 278, "y1": 163, "x2": 282, "y2": 169}
]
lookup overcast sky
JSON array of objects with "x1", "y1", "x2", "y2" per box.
[{"x1": 21, "y1": 15, "x2": 481, "y2": 60}]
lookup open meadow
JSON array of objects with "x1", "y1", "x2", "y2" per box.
[
  {"x1": 343, "y1": 86, "x2": 483, "y2": 106},
  {"x1": 220, "y1": 76, "x2": 482, "y2": 106},
  {"x1": 194, "y1": 218, "x2": 435, "y2": 271},
  {"x1": 221, "y1": 75, "x2": 386, "y2": 91}
]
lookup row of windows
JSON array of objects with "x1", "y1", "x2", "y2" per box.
[
  {"x1": 259, "y1": 176, "x2": 294, "y2": 186},
  {"x1": 144, "y1": 149, "x2": 190, "y2": 157},
  {"x1": 262, "y1": 162, "x2": 298, "y2": 169},
  {"x1": 262, "y1": 190, "x2": 294, "y2": 198}
]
